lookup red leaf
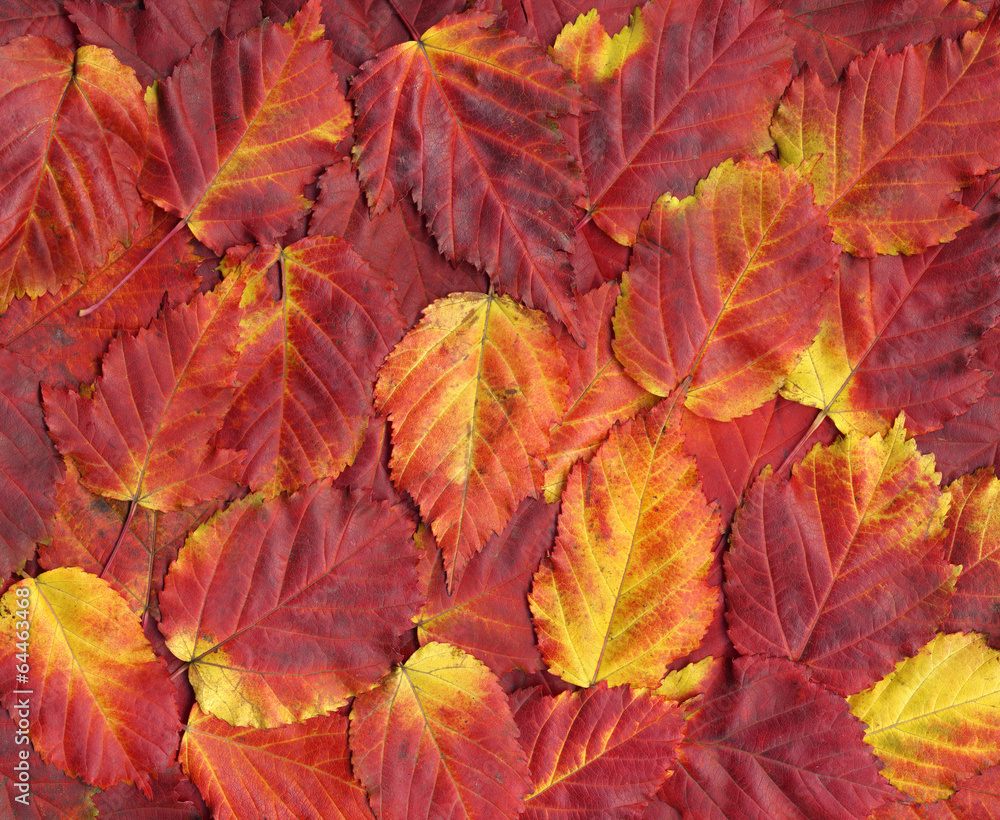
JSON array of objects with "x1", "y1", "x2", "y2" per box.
[
  {"x1": 658, "y1": 656, "x2": 898, "y2": 819},
  {"x1": 93, "y1": 765, "x2": 206, "y2": 820},
  {"x1": 725, "y1": 419, "x2": 956, "y2": 694},
  {"x1": 553, "y1": 1, "x2": 792, "y2": 244},
  {"x1": 309, "y1": 159, "x2": 487, "y2": 327},
  {"x1": 0, "y1": 36, "x2": 147, "y2": 309},
  {"x1": 417, "y1": 497, "x2": 558, "y2": 679},
  {"x1": 67, "y1": 0, "x2": 263, "y2": 86},
  {"x1": 159, "y1": 484, "x2": 421, "y2": 727},
  {"x1": 215, "y1": 236, "x2": 406, "y2": 496},
  {"x1": 332, "y1": 413, "x2": 400, "y2": 505},
  {"x1": 501, "y1": 0, "x2": 636, "y2": 46},
  {"x1": 780, "y1": 0, "x2": 986, "y2": 85},
  {"x1": 513, "y1": 683, "x2": 684, "y2": 820},
  {"x1": 0, "y1": 350, "x2": 61, "y2": 579},
  {"x1": 350, "y1": 10, "x2": 586, "y2": 338},
  {"x1": 0, "y1": 1, "x2": 75, "y2": 48},
  {"x1": 0, "y1": 205, "x2": 202, "y2": 387},
  {"x1": 180, "y1": 706, "x2": 374, "y2": 820},
  {"x1": 139, "y1": 0, "x2": 350, "y2": 255},
  {"x1": 44, "y1": 281, "x2": 244, "y2": 512}
]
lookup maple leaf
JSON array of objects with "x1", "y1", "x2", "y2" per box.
[
  {"x1": 376, "y1": 291, "x2": 567, "y2": 589},
  {"x1": 215, "y1": 236, "x2": 406, "y2": 497},
  {"x1": 848, "y1": 631, "x2": 1000, "y2": 801},
  {"x1": 725, "y1": 418, "x2": 958, "y2": 695},
  {"x1": 159, "y1": 483, "x2": 420, "y2": 728},
  {"x1": 512, "y1": 683, "x2": 685, "y2": 819},
  {"x1": 43, "y1": 281, "x2": 244, "y2": 513},
  {"x1": 350, "y1": 9, "x2": 586, "y2": 338},
  {"x1": 530, "y1": 397, "x2": 720, "y2": 688},
  {"x1": 772, "y1": 13, "x2": 1000, "y2": 255},
  {"x1": 350, "y1": 641, "x2": 530, "y2": 820},
  {"x1": 659, "y1": 655, "x2": 898, "y2": 819},
  {"x1": 781, "y1": 172, "x2": 1000, "y2": 435},
  {"x1": 552, "y1": 2, "x2": 793, "y2": 245},
  {"x1": 0, "y1": 37, "x2": 147, "y2": 310},
  {"x1": 612, "y1": 157, "x2": 839, "y2": 421},
  {"x1": 139, "y1": 0, "x2": 350, "y2": 255},
  {"x1": 181, "y1": 705, "x2": 373, "y2": 820},
  {"x1": 0, "y1": 568, "x2": 180, "y2": 795}
]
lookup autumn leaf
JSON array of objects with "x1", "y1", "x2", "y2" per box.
[
  {"x1": 779, "y1": 0, "x2": 986, "y2": 85},
  {"x1": 530, "y1": 397, "x2": 720, "y2": 688},
  {"x1": 0, "y1": 568, "x2": 180, "y2": 794},
  {"x1": 416, "y1": 497, "x2": 559, "y2": 679},
  {"x1": 350, "y1": 641, "x2": 530, "y2": 820},
  {"x1": 159, "y1": 483, "x2": 420, "y2": 728},
  {"x1": 139, "y1": 0, "x2": 350, "y2": 255},
  {"x1": 660, "y1": 655, "x2": 898, "y2": 819},
  {"x1": 43, "y1": 281, "x2": 244, "y2": 512},
  {"x1": 181, "y1": 705, "x2": 373, "y2": 820},
  {"x1": 848, "y1": 631, "x2": 1000, "y2": 801},
  {"x1": 0, "y1": 1, "x2": 74, "y2": 48},
  {"x1": 503, "y1": 0, "x2": 636, "y2": 47},
  {"x1": 376, "y1": 291, "x2": 567, "y2": 589},
  {"x1": 552, "y1": 2, "x2": 792, "y2": 244},
  {"x1": 350, "y1": 9, "x2": 586, "y2": 337},
  {"x1": 93, "y1": 764, "x2": 207, "y2": 820},
  {"x1": 215, "y1": 236, "x2": 406, "y2": 497},
  {"x1": 512, "y1": 683, "x2": 685, "y2": 819},
  {"x1": 612, "y1": 157, "x2": 838, "y2": 421},
  {"x1": 725, "y1": 418, "x2": 957, "y2": 694},
  {"x1": 780, "y1": 172, "x2": 1000, "y2": 436},
  {"x1": 772, "y1": 12, "x2": 1000, "y2": 255},
  {"x1": 0, "y1": 37, "x2": 147, "y2": 310},
  {"x1": 871, "y1": 763, "x2": 1000, "y2": 819}
]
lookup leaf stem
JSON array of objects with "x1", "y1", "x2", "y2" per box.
[
  {"x1": 775, "y1": 410, "x2": 828, "y2": 476},
  {"x1": 78, "y1": 217, "x2": 188, "y2": 317},
  {"x1": 100, "y1": 499, "x2": 138, "y2": 580},
  {"x1": 386, "y1": 0, "x2": 420, "y2": 41}
]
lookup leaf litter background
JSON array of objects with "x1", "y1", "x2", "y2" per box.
[{"x1": 5, "y1": 0, "x2": 1000, "y2": 818}]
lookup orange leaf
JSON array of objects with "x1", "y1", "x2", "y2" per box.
[
  {"x1": 530, "y1": 397, "x2": 720, "y2": 688},
  {"x1": 376, "y1": 292, "x2": 567, "y2": 589},
  {"x1": 350, "y1": 641, "x2": 530, "y2": 820},
  {"x1": 0, "y1": 38, "x2": 146, "y2": 310},
  {"x1": 350, "y1": 10, "x2": 585, "y2": 338},
  {"x1": 772, "y1": 13, "x2": 1000, "y2": 256},
  {"x1": 612, "y1": 157, "x2": 838, "y2": 421},
  {"x1": 0, "y1": 568, "x2": 180, "y2": 794},
  {"x1": 180, "y1": 705, "x2": 373, "y2": 820}
]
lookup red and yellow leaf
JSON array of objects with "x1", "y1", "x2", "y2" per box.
[
  {"x1": 503, "y1": 0, "x2": 636, "y2": 47},
  {"x1": 139, "y1": 0, "x2": 349, "y2": 255},
  {"x1": 543, "y1": 281, "x2": 657, "y2": 502},
  {"x1": 725, "y1": 418, "x2": 956, "y2": 695},
  {"x1": 159, "y1": 484, "x2": 420, "y2": 728},
  {"x1": 612, "y1": 157, "x2": 838, "y2": 421},
  {"x1": 180, "y1": 705, "x2": 373, "y2": 820},
  {"x1": 0, "y1": 568, "x2": 180, "y2": 794},
  {"x1": 848, "y1": 631, "x2": 1000, "y2": 801},
  {"x1": 417, "y1": 497, "x2": 558, "y2": 679},
  {"x1": 779, "y1": 0, "x2": 986, "y2": 85},
  {"x1": 0, "y1": 349, "x2": 61, "y2": 579},
  {"x1": 552, "y1": 2, "x2": 792, "y2": 244},
  {"x1": 350, "y1": 641, "x2": 530, "y2": 820},
  {"x1": 513, "y1": 683, "x2": 684, "y2": 820},
  {"x1": 771, "y1": 14, "x2": 1000, "y2": 255},
  {"x1": 376, "y1": 292, "x2": 567, "y2": 589},
  {"x1": 350, "y1": 10, "x2": 585, "y2": 337},
  {"x1": 43, "y1": 282, "x2": 244, "y2": 512},
  {"x1": 215, "y1": 236, "x2": 405, "y2": 497},
  {"x1": 780, "y1": 173, "x2": 1000, "y2": 436},
  {"x1": 871, "y1": 763, "x2": 1000, "y2": 819},
  {"x1": 530, "y1": 397, "x2": 720, "y2": 688},
  {"x1": 659, "y1": 656, "x2": 898, "y2": 819},
  {"x1": 941, "y1": 469, "x2": 1000, "y2": 643},
  {"x1": 0, "y1": 37, "x2": 146, "y2": 310}
]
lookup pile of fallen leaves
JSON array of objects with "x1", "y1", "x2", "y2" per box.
[{"x1": 2, "y1": 0, "x2": 1000, "y2": 818}]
